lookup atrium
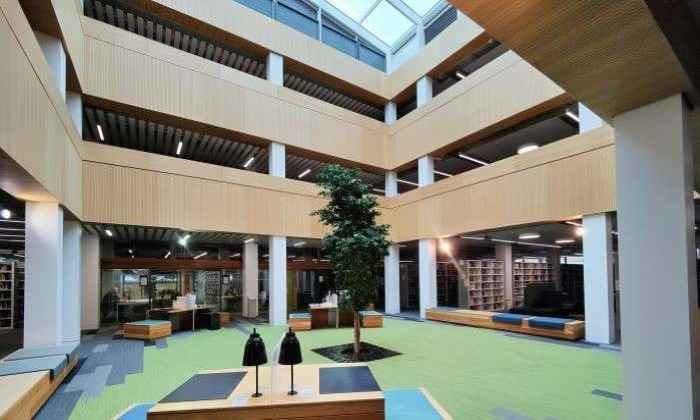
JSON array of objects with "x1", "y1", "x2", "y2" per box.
[{"x1": 0, "y1": 0, "x2": 697, "y2": 419}]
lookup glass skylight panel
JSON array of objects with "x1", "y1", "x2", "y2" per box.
[
  {"x1": 325, "y1": 0, "x2": 377, "y2": 21},
  {"x1": 402, "y1": 0, "x2": 441, "y2": 16},
  {"x1": 363, "y1": 1, "x2": 414, "y2": 46}
]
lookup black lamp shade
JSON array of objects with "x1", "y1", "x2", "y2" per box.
[
  {"x1": 278, "y1": 328, "x2": 302, "y2": 365},
  {"x1": 242, "y1": 328, "x2": 268, "y2": 366}
]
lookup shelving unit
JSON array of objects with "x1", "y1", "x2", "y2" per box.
[
  {"x1": 399, "y1": 263, "x2": 418, "y2": 310},
  {"x1": 0, "y1": 261, "x2": 14, "y2": 330},
  {"x1": 462, "y1": 259, "x2": 505, "y2": 311},
  {"x1": 14, "y1": 259, "x2": 23, "y2": 329},
  {"x1": 513, "y1": 260, "x2": 553, "y2": 307},
  {"x1": 436, "y1": 262, "x2": 459, "y2": 307}
]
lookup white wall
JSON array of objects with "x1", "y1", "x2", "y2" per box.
[{"x1": 81, "y1": 232, "x2": 100, "y2": 331}]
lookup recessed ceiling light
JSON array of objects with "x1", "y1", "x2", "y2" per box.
[
  {"x1": 164, "y1": 251, "x2": 171, "y2": 259},
  {"x1": 565, "y1": 111, "x2": 580, "y2": 123},
  {"x1": 294, "y1": 241, "x2": 306, "y2": 247},
  {"x1": 97, "y1": 124, "x2": 105, "y2": 141},
  {"x1": 128, "y1": 249, "x2": 133, "y2": 254},
  {"x1": 230, "y1": 252, "x2": 241, "y2": 258},
  {"x1": 458, "y1": 154, "x2": 488, "y2": 166},
  {"x1": 244, "y1": 238, "x2": 255, "y2": 243},
  {"x1": 462, "y1": 235, "x2": 485, "y2": 240},
  {"x1": 178, "y1": 235, "x2": 189, "y2": 246},
  {"x1": 456, "y1": 71, "x2": 467, "y2": 79},
  {"x1": 439, "y1": 240, "x2": 451, "y2": 253},
  {"x1": 105, "y1": 229, "x2": 113, "y2": 237},
  {"x1": 433, "y1": 170, "x2": 453, "y2": 177},
  {"x1": 555, "y1": 238, "x2": 575, "y2": 244},
  {"x1": 243, "y1": 156, "x2": 255, "y2": 168},
  {"x1": 517, "y1": 143, "x2": 539, "y2": 155},
  {"x1": 176, "y1": 141, "x2": 183, "y2": 155},
  {"x1": 193, "y1": 251, "x2": 207, "y2": 259},
  {"x1": 575, "y1": 227, "x2": 585, "y2": 237},
  {"x1": 298, "y1": 169, "x2": 311, "y2": 178},
  {"x1": 397, "y1": 179, "x2": 419, "y2": 186},
  {"x1": 565, "y1": 221, "x2": 583, "y2": 227},
  {"x1": 0, "y1": 209, "x2": 11, "y2": 220},
  {"x1": 518, "y1": 233, "x2": 541, "y2": 240}
]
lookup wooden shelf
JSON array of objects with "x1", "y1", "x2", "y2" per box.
[
  {"x1": 512, "y1": 261, "x2": 553, "y2": 307},
  {"x1": 462, "y1": 259, "x2": 505, "y2": 311}
]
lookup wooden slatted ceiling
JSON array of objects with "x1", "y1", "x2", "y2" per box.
[
  {"x1": 450, "y1": 0, "x2": 696, "y2": 121},
  {"x1": 83, "y1": 0, "x2": 384, "y2": 121},
  {"x1": 83, "y1": 106, "x2": 385, "y2": 188},
  {"x1": 84, "y1": 223, "x2": 252, "y2": 244}
]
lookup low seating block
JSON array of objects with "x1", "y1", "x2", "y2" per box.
[
  {"x1": 288, "y1": 313, "x2": 311, "y2": 331},
  {"x1": 492, "y1": 313, "x2": 528, "y2": 325},
  {"x1": 215, "y1": 312, "x2": 232, "y2": 325},
  {"x1": 0, "y1": 355, "x2": 67, "y2": 380},
  {"x1": 527, "y1": 316, "x2": 570, "y2": 330},
  {"x1": 4, "y1": 343, "x2": 79, "y2": 364},
  {"x1": 360, "y1": 311, "x2": 383, "y2": 328},
  {"x1": 124, "y1": 320, "x2": 172, "y2": 340}
]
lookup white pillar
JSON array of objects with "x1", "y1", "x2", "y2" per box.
[
  {"x1": 579, "y1": 103, "x2": 603, "y2": 133},
  {"x1": 266, "y1": 52, "x2": 284, "y2": 86},
  {"x1": 385, "y1": 102, "x2": 397, "y2": 124},
  {"x1": 495, "y1": 244, "x2": 514, "y2": 309},
  {"x1": 418, "y1": 239, "x2": 437, "y2": 318},
  {"x1": 25, "y1": 202, "x2": 64, "y2": 347},
  {"x1": 384, "y1": 172, "x2": 400, "y2": 314},
  {"x1": 67, "y1": 92, "x2": 82, "y2": 137},
  {"x1": 242, "y1": 241, "x2": 259, "y2": 318},
  {"x1": 417, "y1": 155, "x2": 434, "y2": 187},
  {"x1": 416, "y1": 76, "x2": 433, "y2": 107},
  {"x1": 614, "y1": 94, "x2": 699, "y2": 419},
  {"x1": 269, "y1": 236, "x2": 287, "y2": 325},
  {"x1": 62, "y1": 221, "x2": 82, "y2": 345},
  {"x1": 385, "y1": 171, "x2": 398, "y2": 197},
  {"x1": 583, "y1": 213, "x2": 615, "y2": 344},
  {"x1": 81, "y1": 231, "x2": 100, "y2": 332},
  {"x1": 269, "y1": 142, "x2": 286, "y2": 178},
  {"x1": 35, "y1": 32, "x2": 66, "y2": 100}
]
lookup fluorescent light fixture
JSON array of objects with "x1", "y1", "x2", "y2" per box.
[
  {"x1": 164, "y1": 251, "x2": 171, "y2": 259},
  {"x1": 184, "y1": 234, "x2": 190, "y2": 240},
  {"x1": 105, "y1": 229, "x2": 113, "y2": 237},
  {"x1": 128, "y1": 249, "x2": 133, "y2": 254},
  {"x1": 456, "y1": 71, "x2": 467, "y2": 79},
  {"x1": 397, "y1": 179, "x2": 419, "y2": 186},
  {"x1": 176, "y1": 141, "x2": 183, "y2": 155},
  {"x1": 565, "y1": 221, "x2": 583, "y2": 227},
  {"x1": 517, "y1": 143, "x2": 539, "y2": 155},
  {"x1": 462, "y1": 235, "x2": 485, "y2": 240},
  {"x1": 434, "y1": 170, "x2": 453, "y2": 178},
  {"x1": 458, "y1": 154, "x2": 488, "y2": 166},
  {"x1": 298, "y1": 168, "x2": 311, "y2": 179},
  {"x1": 262, "y1": 254, "x2": 269, "y2": 258},
  {"x1": 294, "y1": 241, "x2": 306, "y2": 247},
  {"x1": 439, "y1": 240, "x2": 451, "y2": 253},
  {"x1": 231, "y1": 252, "x2": 241, "y2": 258},
  {"x1": 565, "y1": 111, "x2": 580, "y2": 123},
  {"x1": 97, "y1": 124, "x2": 105, "y2": 141},
  {"x1": 193, "y1": 251, "x2": 208, "y2": 259},
  {"x1": 555, "y1": 239, "x2": 575, "y2": 244},
  {"x1": 372, "y1": 188, "x2": 385, "y2": 194},
  {"x1": 399, "y1": 260, "x2": 415, "y2": 263},
  {"x1": 243, "y1": 156, "x2": 255, "y2": 168},
  {"x1": 0, "y1": 209, "x2": 11, "y2": 220},
  {"x1": 491, "y1": 238, "x2": 516, "y2": 244},
  {"x1": 178, "y1": 234, "x2": 190, "y2": 246},
  {"x1": 518, "y1": 233, "x2": 541, "y2": 240},
  {"x1": 244, "y1": 238, "x2": 255, "y2": 243},
  {"x1": 575, "y1": 227, "x2": 585, "y2": 237}
]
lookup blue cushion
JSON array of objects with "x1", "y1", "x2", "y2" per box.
[
  {"x1": 289, "y1": 313, "x2": 311, "y2": 319},
  {"x1": 493, "y1": 313, "x2": 528, "y2": 325},
  {"x1": 360, "y1": 311, "x2": 382, "y2": 317},
  {"x1": 0, "y1": 355, "x2": 67, "y2": 380},
  {"x1": 128, "y1": 320, "x2": 170, "y2": 326},
  {"x1": 528, "y1": 317, "x2": 572, "y2": 330},
  {"x1": 4, "y1": 343, "x2": 78, "y2": 364}
]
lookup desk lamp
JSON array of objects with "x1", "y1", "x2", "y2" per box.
[
  {"x1": 278, "y1": 327, "x2": 303, "y2": 395},
  {"x1": 242, "y1": 328, "x2": 267, "y2": 398}
]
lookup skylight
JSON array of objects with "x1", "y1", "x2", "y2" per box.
[
  {"x1": 364, "y1": 2, "x2": 413, "y2": 45},
  {"x1": 403, "y1": 0, "x2": 441, "y2": 16}
]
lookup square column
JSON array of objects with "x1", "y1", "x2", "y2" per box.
[
  {"x1": 583, "y1": 213, "x2": 615, "y2": 344},
  {"x1": 25, "y1": 202, "x2": 64, "y2": 347},
  {"x1": 35, "y1": 32, "x2": 66, "y2": 100},
  {"x1": 269, "y1": 142, "x2": 286, "y2": 178},
  {"x1": 385, "y1": 102, "x2": 397, "y2": 124},
  {"x1": 242, "y1": 241, "x2": 259, "y2": 318},
  {"x1": 384, "y1": 172, "x2": 400, "y2": 314},
  {"x1": 495, "y1": 244, "x2": 514, "y2": 309},
  {"x1": 67, "y1": 92, "x2": 82, "y2": 137},
  {"x1": 268, "y1": 236, "x2": 287, "y2": 326},
  {"x1": 547, "y1": 247, "x2": 562, "y2": 290},
  {"x1": 266, "y1": 52, "x2": 284, "y2": 86},
  {"x1": 418, "y1": 239, "x2": 437, "y2": 318},
  {"x1": 614, "y1": 94, "x2": 698, "y2": 419},
  {"x1": 81, "y1": 231, "x2": 100, "y2": 332},
  {"x1": 417, "y1": 156, "x2": 434, "y2": 187},
  {"x1": 62, "y1": 221, "x2": 82, "y2": 344},
  {"x1": 416, "y1": 76, "x2": 433, "y2": 107}
]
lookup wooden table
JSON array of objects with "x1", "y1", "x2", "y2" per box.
[
  {"x1": 309, "y1": 303, "x2": 339, "y2": 329},
  {"x1": 147, "y1": 363, "x2": 384, "y2": 419}
]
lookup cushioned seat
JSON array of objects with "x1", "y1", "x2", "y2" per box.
[
  {"x1": 0, "y1": 355, "x2": 67, "y2": 380},
  {"x1": 289, "y1": 313, "x2": 311, "y2": 319},
  {"x1": 492, "y1": 313, "x2": 528, "y2": 325},
  {"x1": 4, "y1": 344, "x2": 78, "y2": 364},
  {"x1": 528, "y1": 316, "x2": 572, "y2": 330},
  {"x1": 359, "y1": 310, "x2": 382, "y2": 317},
  {"x1": 127, "y1": 320, "x2": 171, "y2": 326}
]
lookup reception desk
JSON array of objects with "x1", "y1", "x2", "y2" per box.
[{"x1": 147, "y1": 363, "x2": 384, "y2": 419}]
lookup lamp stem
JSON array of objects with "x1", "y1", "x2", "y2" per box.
[
  {"x1": 252, "y1": 364, "x2": 262, "y2": 398},
  {"x1": 288, "y1": 364, "x2": 297, "y2": 395}
]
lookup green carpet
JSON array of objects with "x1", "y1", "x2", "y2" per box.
[{"x1": 69, "y1": 319, "x2": 622, "y2": 420}]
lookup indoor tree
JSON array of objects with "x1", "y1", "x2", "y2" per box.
[{"x1": 313, "y1": 165, "x2": 391, "y2": 360}]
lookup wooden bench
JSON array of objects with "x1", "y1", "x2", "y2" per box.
[
  {"x1": 360, "y1": 311, "x2": 383, "y2": 328},
  {"x1": 288, "y1": 313, "x2": 312, "y2": 331},
  {"x1": 124, "y1": 320, "x2": 172, "y2": 340}
]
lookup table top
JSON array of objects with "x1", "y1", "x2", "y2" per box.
[
  {"x1": 308, "y1": 303, "x2": 338, "y2": 310},
  {"x1": 148, "y1": 363, "x2": 383, "y2": 415}
]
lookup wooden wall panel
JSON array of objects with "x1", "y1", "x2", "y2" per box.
[
  {"x1": 388, "y1": 52, "x2": 570, "y2": 168},
  {"x1": 0, "y1": 0, "x2": 82, "y2": 216},
  {"x1": 82, "y1": 19, "x2": 390, "y2": 169},
  {"x1": 51, "y1": 0, "x2": 84, "y2": 89}
]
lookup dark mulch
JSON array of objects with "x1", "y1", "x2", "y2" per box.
[{"x1": 311, "y1": 342, "x2": 401, "y2": 363}]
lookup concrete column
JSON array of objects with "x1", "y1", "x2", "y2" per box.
[
  {"x1": 66, "y1": 92, "x2": 82, "y2": 137},
  {"x1": 416, "y1": 76, "x2": 433, "y2": 107},
  {"x1": 269, "y1": 142, "x2": 286, "y2": 178},
  {"x1": 242, "y1": 241, "x2": 259, "y2": 318},
  {"x1": 614, "y1": 94, "x2": 698, "y2": 419},
  {"x1": 385, "y1": 102, "x2": 397, "y2": 124},
  {"x1": 495, "y1": 244, "x2": 514, "y2": 309},
  {"x1": 25, "y1": 202, "x2": 63, "y2": 347},
  {"x1": 268, "y1": 236, "x2": 287, "y2": 325},
  {"x1": 579, "y1": 103, "x2": 603, "y2": 133},
  {"x1": 384, "y1": 172, "x2": 400, "y2": 314},
  {"x1": 62, "y1": 221, "x2": 82, "y2": 345},
  {"x1": 417, "y1": 155, "x2": 434, "y2": 187},
  {"x1": 418, "y1": 239, "x2": 437, "y2": 318},
  {"x1": 266, "y1": 52, "x2": 284, "y2": 86},
  {"x1": 35, "y1": 32, "x2": 66, "y2": 100},
  {"x1": 81, "y1": 231, "x2": 100, "y2": 332},
  {"x1": 583, "y1": 213, "x2": 615, "y2": 344},
  {"x1": 548, "y1": 247, "x2": 562, "y2": 290}
]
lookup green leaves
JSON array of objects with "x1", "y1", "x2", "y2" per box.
[{"x1": 312, "y1": 164, "x2": 391, "y2": 311}]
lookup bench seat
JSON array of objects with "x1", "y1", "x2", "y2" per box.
[
  {"x1": 288, "y1": 313, "x2": 312, "y2": 331},
  {"x1": 360, "y1": 311, "x2": 383, "y2": 328},
  {"x1": 527, "y1": 316, "x2": 572, "y2": 330},
  {"x1": 124, "y1": 320, "x2": 172, "y2": 340},
  {"x1": 0, "y1": 355, "x2": 67, "y2": 380},
  {"x1": 492, "y1": 313, "x2": 529, "y2": 325},
  {"x1": 4, "y1": 343, "x2": 78, "y2": 364}
]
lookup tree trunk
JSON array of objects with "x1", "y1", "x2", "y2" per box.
[{"x1": 352, "y1": 310, "x2": 361, "y2": 361}]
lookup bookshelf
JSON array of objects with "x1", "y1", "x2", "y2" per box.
[
  {"x1": 0, "y1": 261, "x2": 14, "y2": 330},
  {"x1": 462, "y1": 259, "x2": 505, "y2": 311},
  {"x1": 14, "y1": 260, "x2": 23, "y2": 329},
  {"x1": 436, "y1": 262, "x2": 459, "y2": 307},
  {"x1": 399, "y1": 262, "x2": 418, "y2": 310},
  {"x1": 513, "y1": 261, "x2": 553, "y2": 307}
]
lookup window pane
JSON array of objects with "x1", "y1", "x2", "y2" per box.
[
  {"x1": 325, "y1": 0, "x2": 376, "y2": 21},
  {"x1": 402, "y1": 0, "x2": 440, "y2": 16},
  {"x1": 363, "y1": 1, "x2": 413, "y2": 45}
]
